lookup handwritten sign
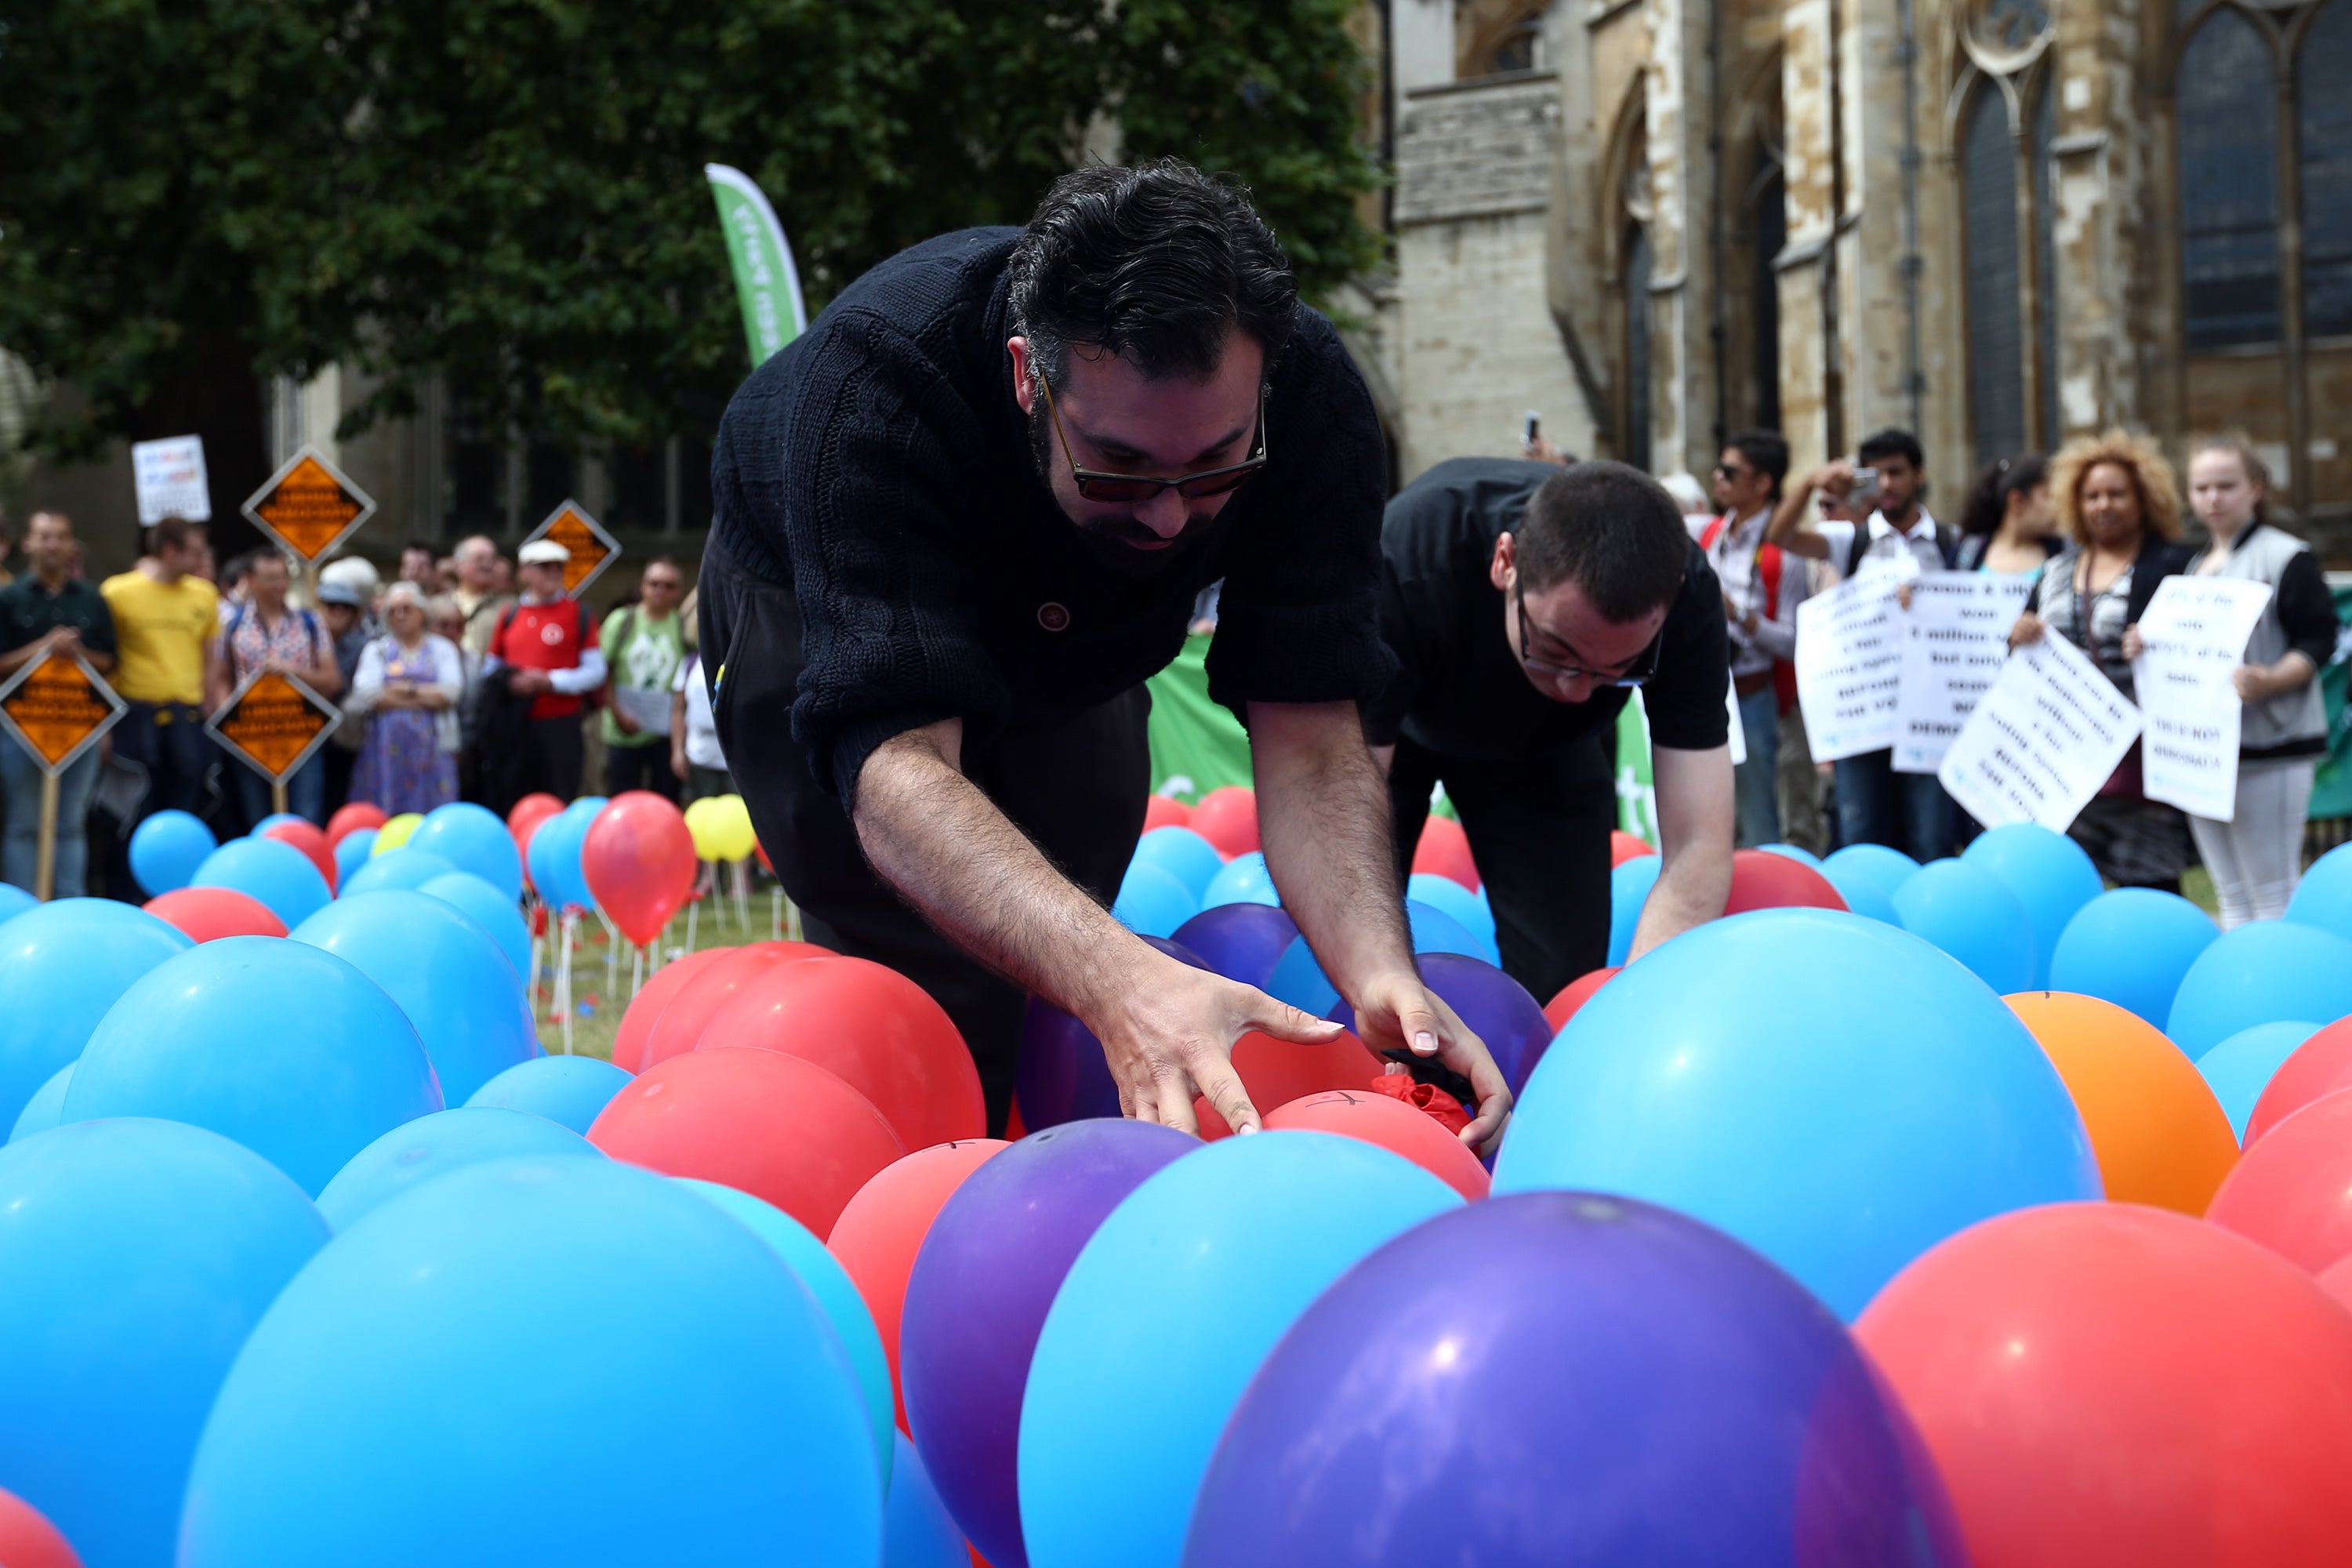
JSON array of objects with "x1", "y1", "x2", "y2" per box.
[
  {"x1": 131, "y1": 435, "x2": 211, "y2": 524},
  {"x1": 206, "y1": 671, "x2": 339, "y2": 783},
  {"x1": 1795, "y1": 575, "x2": 1903, "y2": 761},
  {"x1": 0, "y1": 653, "x2": 125, "y2": 774},
  {"x1": 1892, "y1": 572, "x2": 2035, "y2": 774},
  {"x1": 2134, "y1": 575, "x2": 2274, "y2": 821},
  {"x1": 241, "y1": 446, "x2": 376, "y2": 564},
  {"x1": 524, "y1": 501, "x2": 621, "y2": 597},
  {"x1": 1939, "y1": 633, "x2": 2143, "y2": 833}
]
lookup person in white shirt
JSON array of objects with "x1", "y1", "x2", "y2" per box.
[{"x1": 1701, "y1": 431, "x2": 1806, "y2": 847}]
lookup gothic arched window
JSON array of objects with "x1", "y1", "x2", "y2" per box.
[
  {"x1": 2177, "y1": 8, "x2": 2282, "y2": 347},
  {"x1": 1963, "y1": 82, "x2": 2027, "y2": 463},
  {"x1": 2300, "y1": 0, "x2": 2352, "y2": 338}
]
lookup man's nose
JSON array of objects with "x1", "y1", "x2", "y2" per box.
[{"x1": 1137, "y1": 485, "x2": 1191, "y2": 539}]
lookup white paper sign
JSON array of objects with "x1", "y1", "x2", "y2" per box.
[
  {"x1": 1795, "y1": 575, "x2": 1903, "y2": 761},
  {"x1": 1938, "y1": 633, "x2": 2143, "y2": 833},
  {"x1": 1892, "y1": 572, "x2": 2035, "y2": 774},
  {"x1": 130, "y1": 436, "x2": 211, "y2": 524},
  {"x1": 2133, "y1": 575, "x2": 2273, "y2": 822}
]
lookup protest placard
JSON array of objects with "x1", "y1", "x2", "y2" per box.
[
  {"x1": 524, "y1": 502, "x2": 622, "y2": 597},
  {"x1": 207, "y1": 670, "x2": 340, "y2": 815},
  {"x1": 2132, "y1": 575, "x2": 2273, "y2": 822},
  {"x1": 131, "y1": 436, "x2": 210, "y2": 524},
  {"x1": 1892, "y1": 572, "x2": 2035, "y2": 774},
  {"x1": 242, "y1": 446, "x2": 376, "y2": 564},
  {"x1": 1795, "y1": 575, "x2": 1902, "y2": 762},
  {"x1": 0, "y1": 652, "x2": 126, "y2": 897},
  {"x1": 1938, "y1": 633, "x2": 2142, "y2": 833}
]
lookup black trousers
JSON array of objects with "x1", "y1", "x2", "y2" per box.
[
  {"x1": 606, "y1": 739, "x2": 681, "y2": 802},
  {"x1": 699, "y1": 539, "x2": 1149, "y2": 1133},
  {"x1": 1387, "y1": 734, "x2": 1615, "y2": 1006},
  {"x1": 515, "y1": 715, "x2": 585, "y2": 804}
]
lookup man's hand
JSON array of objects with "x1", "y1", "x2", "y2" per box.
[
  {"x1": 670, "y1": 744, "x2": 688, "y2": 782},
  {"x1": 40, "y1": 626, "x2": 82, "y2": 657},
  {"x1": 612, "y1": 702, "x2": 641, "y2": 735},
  {"x1": 1094, "y1": 947, "x2": 1345, "y2": 1137},
  {"x1": 510, "y1": 666, "x2": 552, "y2": 695},
  {"x1": 1348, "y1": 968, "x2": 1511, "y2": 1154},
  {"x1": 2008, "y1": 612, "x2": 2045, "y2": 651}
]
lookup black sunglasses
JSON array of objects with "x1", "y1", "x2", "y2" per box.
[
  {"x1": 1039, "y1": 374, "x2": 1269, "y2": 504},
  {"x1": 1514, "y1": 575, "x2": 1663, "y2": 687}
]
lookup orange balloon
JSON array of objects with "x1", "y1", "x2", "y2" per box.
[
  {"x1": 1543, "y1": 966, "x2": 1619, "y2": 1036},
  {"x1": 588, "y1": 1047, "x2": 904, "y2": 1239},
  {"x1": 697, "y1": 953, "x2": 988, "y2": 1149},
  {"x1": 1610, "y1": 830, "x2": 1656, "y2": 866},
  {"x1": 2206, "y1": 1087, "x2": 2352, "y2": 1273},
  {"x1": 2003, "y1": 990, "x2": 2238, "y2": 1214},
  {"x1": 1264, "y1": 1088, "x2": 1489, "y2": 1200},
  {"x1": 828, "y1": 1140, "x2": 1008, "y2": 1429},
  {"x1": 610, "y1": 945, "x2": 733, "y2": 1073},
  {"x1": 1410, "y1": 813, "x2": 1479, "y2": 891},
  {"x1": 2245, "y1": 1015, "x2": 2352, "y2": 1146},
  {"x1": 638, "y1": 940, "x2": 829, "y2": 1068},
  {"x1": 1194, "y1": 1029, "x2": 1388, "y2": 1139},
  {"x1": 1142, "y1": 795, "x2": 1192, "y2": 833},
  {"x1": 0, "y1": 1486, "x2": 80, "y2": 1568},
  {"x1": 1190, "y1": 786, "x2": 1259, "y2": 858}
]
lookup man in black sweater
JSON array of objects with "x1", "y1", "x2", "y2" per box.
[{"x1": 702, "y1": 160, "x2": 1507, "y2": 1148}]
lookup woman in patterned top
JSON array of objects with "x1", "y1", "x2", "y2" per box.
[{"x1": 205, "y1": 550, "x2": 343, "y2": 826}]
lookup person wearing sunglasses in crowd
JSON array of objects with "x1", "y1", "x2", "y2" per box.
[
  {"x1": 699, "y1": 158, "x2": 1509, "y2": 1152},
  {"x1": 1367, "y1": 458, "x2": 1737, "y2": 1005}
]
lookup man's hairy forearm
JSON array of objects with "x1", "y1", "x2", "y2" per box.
[{"x1": 1251, "y1": 701, "x2": 1415, "y2": 996}]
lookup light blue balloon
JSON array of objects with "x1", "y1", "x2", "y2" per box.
[
  {"x1": 180, "y1": 1156, "x2": 881, "y2": 1568},
  {"x1": 1494, "y1": 909, "x2": 2100, "y2": 1319},
  {"x1": 1606, "y1": 853, "x2": 1664, "y2": 967},
  {"x1": 0, "y1": 881, "x2": 36, "y2": 926},
  {"x1": 1962, "y1": 823, "x2": 2104, "y2": 987},
  {"x1": 194, "y1": 837, "x2": 331, "y2": 929},
  {"x1": 2195, "y1": 1021, "x2": 2321, "y2": 1142},
  {"x1": 339, "y1": 847, "x2": 459, "y2": 899},
  {"x1": 2166, "y1": 920, "x2": 2352, "y2": 1058},
  {"x1": 129, "y1": 808, "x2": 217, "y2": 895},
  {"x1": 1130, "y1": 827, "x2": 1225, "y2": 904},
  {"x1": 2049, "y1": 888, "x2": 2218, "y2": 1028},
  {"x1": 252, "y1": 812, "x2": 307, "y2": 837},
  {"x1": 317, "y1": 1106, "x2": 600, "y2": 1232},
  {"x1": 405, "y1": 802, "x2": 525, "y2": 902},
  {"x1": 1200, "y1": 851, "x2": 1280, "y2": 910},
  {"x1": 2286, "y1": 842, "x2": 2352, "y2": 944},
  {"x1": 1409, "y1": 873, "x2": 1495, "y2": 945},
  {"x1": 1822, "y1": 844, "x2": 1922, "y2": 902},
  {"x1": 885, "y1": 1432, "x2": 966, "y2": 1568},
  {"x1": 1889, "y1": 858, "x2": 2034, "y2": 995},
  {"x1": 1759, "y1": 842, "x2": 1822, "y2": 867},
  {"x1": 9, "y1": 1062, "x2": 72, "y2": 1143},
  {"x1": 293, "y1": 891, "x2": 537, "y2": 1108},
  {"x1": 1112, "y1": 862, "x2": 1199, "y2": 940},
  {"x1": 66, "y1": 936, "x2": 444, "y2": 1196},
  {"x1": 1820, "y1": 865, "x2": 1902, "y2": 925},
  {"x1": 0, "y1": 898, "x2": 191, "y2": 1132},
  {"x1": 419, "y1": 870, "x2": 531, "y2": 978},
  {"x1": 0, "y1": 1118, "x2": 328, "y2": 1568},
  {"x1": 1406, "y1": 898, "x2": 1494, "y2": 964},
  {"x1": 679, "y1": 1178, "x2": 895, "y2": 1490},
  {"x1": 466, "y1": 1054, "x2": 633, "y2": 1135},
  {"x1": 1020, "y1": 1131, "x2": 1461, "y2": 1568},
  {"x1": 526, "y1": 809, "x2": 593, "y2": 913},
  {"x1": 1264, "y1": 936, "x2": 1338, "y2": 1016},
  {"x1": 332, "y1": 828, "x2": 378, "y2": 884}
]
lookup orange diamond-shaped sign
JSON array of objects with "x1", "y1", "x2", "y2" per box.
[
  {"x1": 525, "y1": 501, "x2": 621, "y2": 597},
  {"x1": 242, "y1": 446, "x2": 376, "y2": 563},
  {"x1": 0, "y1": 653, "x2": 125, "y2": 773},
  {"x1": 207, "y1": 670, "x2": 339, "y2": 783}
]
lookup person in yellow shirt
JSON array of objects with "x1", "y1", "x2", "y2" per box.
[{"x1": 101, "y1": 515, "x2": 220, "y2": 823}]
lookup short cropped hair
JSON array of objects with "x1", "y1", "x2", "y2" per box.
[
  {"x1": 1515, "y1": 461, "x2": 1691, "y2": 622},
  {"x1": 1857, "y1": 427, "x2": 1926, "y2": 470},
  {"x1": 149, "y1": 515, "x2": 205, "y2": 557},
  {"x1": 1725, "y1": 429, "x2": 1791, "y2": 500}
]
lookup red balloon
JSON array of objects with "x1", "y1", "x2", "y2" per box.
[
  {"x1": 1194, "y1": 1028, "x2": 1388, "y2": 1139},
  {"x1": 261, "y1": 818, "x2": 337, "y2": 894},
  {"x1": 699, "y1": 954, "x2": 987, "y2": 1149},
  {"x1": 2245, "y1": 1015, "x2": 2352, "y2": 1145},
  {"x1": 0, "y1": 1488, "x2": 78, "y2": 1568},
  {"x1": 828, "y1": 1139, "x2": 1008, "y2": 1429},
  {"x1": 2319, "y1": 1254, "x2": 2352, "y2": 1313},
  {"x1": 1265, "y1": 1088, "x2": 1489, "y2": 1200},
  {"x1": 1722, "y1": 848, "x2": 1846, "y2": 915},
  {"x1": 1410, "y1": 813, "x2": 1479, "y2": 891},
  {"x1": 143, "y1": 886, "x2": 289, "y2": 942},
  {"x1": 2206, "y1": 1087, "x2": 2352, "y2": 1273},
  {"x1": 1190, "y1": 786, "x2": 1259, "y2": 858},
  {"x1": 506, "y1": 791, "x2": 565, "y2": 833},
  {"x1": 1543, "y1": 966, "x2": 1620, "y2": 1034},
  {"x1": 611, "y1": 946, "x2": 734, "y2": 1073},
  {"x1": 1142, "y1": 795, "x2": 1192, "y2": 833},
  {"x1": 581, "y1": 791, "x2": 698, "y2": 946},
  {"x1": 640, "y1": 941, "x2": 831, "y2": 1069},
  {"x1": 1857, "y1": 1202, "x2": 2352, "y2": 1565},
  {"x1": 1610, "y1": 830, "x2": 1657, "y2": 866},
  {"x1": 588, "y1": 1047, "x2": 905, "y2": 1238},
  {"x1": 324, "y1": 801, "x2": 387, "y2": 848},
  {"x1": 753, "y1": 837, "x2": 773, "y2": 875}
]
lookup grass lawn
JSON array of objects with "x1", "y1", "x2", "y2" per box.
[{"x1": 529, "y1": 884, "x2": 796, "y2": 1062}]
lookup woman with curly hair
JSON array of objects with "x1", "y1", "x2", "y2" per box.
[{"x1": 2008, "y1": 430, "x2": 2195, "y2": 891}]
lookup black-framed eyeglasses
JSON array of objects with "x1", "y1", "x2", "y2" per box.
[
  {"x1": 1038, "y1": 374, "x2": 1269, "y2": 504},
  {"x1": 1515, "y1": 575, "x2": 1663, "y2": 687},
  {"x1": 1713, "y1": 461, "x2": 1754, "y2": 481}
]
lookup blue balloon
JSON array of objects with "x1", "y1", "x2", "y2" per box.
[
  {"x1": 526, "y1": 809, "x2": 593, "y2": 913},
  {"x1": 293, "y1": 891, "x2": 538, "y2": 1108},
  {"x1": 2166, "y1": 919, "x2": 2352, "y2": 1058},
  {"x1": 1607, "y1": 853, "x2": 1664, "y2": 967},
  {"x1": 1889, "y1": 858, "x2": 2034, "y2": 994},
  {"x1": 1020, "y1": 1131, "x2": 1460, "y2": 1568},
  {"x1": 405, "y1": 802, "x2": 525, "y2": 901},
  {"x1": 2195, "y1": 1020, "x2": 2321, "y2": 1141},
  {"x1": 1200, "y1": 851, "x2": 1280, "y2": 910},
  {"x1": 1112, "y1": 862, "x2": 1198, "y2": 939},
  {"x1": 885, "y1": 1432, "x2": 967, "y2": 1568},
  {"x1": 9, "y1": 1062, "x2": 72, "y2": 1144},
  {"x1": 1962, "y1": 822, "x2": 2104, "y2": 986},
  {"x1": 2286, "y1": 842, "x2": 2352, "y2": 944},
  {"x1": 180, "y1": 1156, "x2": 880, "y2": 1567},
  {"x1": 0, "y1": 881, "x2": 36, "y2": 926},
  {"x1": 1264, "y1": 935, "x2": 1339, "y2": 1016},
  {"x1": 1820, "y1": 864, "x2": 1902, "y2": 925},
  {"x1": 0, "y1": 898, "x2": 191, "y2": 1132},
  {"x1": 466, "y1": 1054, "x2": 633, "y2": 1135},
  {"x1": 1408, "y1": 872, "x2": 1494, "y2": 944},
  {"x1": 129, "y1": 808, "x2": 217, "y2": 895},
  {"x1": 680, "y1": 1178, "x2": 895, "y2": 1490},
  {"x1": 1129, "y1": 827, "x2": 1225, "y2": 904},
  {"x1": 1822, "y1": 843, "x2": 1922, "y2": 902},
  {"x1": 419, "y1": 870, "x2": 531, "y2": 978},
  {"x1": 194, "y1": 837, "x2": 331, "y2": 929},
  {"x1": 2049, "y1": 887, "x2": 2219, "y2": 1028},
  {"x1": 66, "y1": 936, "x2": 443, "y2": 1196},
  {"x1": 1759, "y1": 842, "x2": 1823, "y2": 867},
  {"x1": 1406, "y1": 898, "x2": 1494, "y2": 964},
  {"x1": 317, "y1": 1107, "x2": 600, "y2": 1232},
  {"x1": 332, "y1": 827, "x2": 378, "y2": 884},
  {"x1": 1494, "y1": 909, "x2": 2100, "y2": 1318},
  {"x1": 0, "y1": 1118, "x2": 327, "y2": 1568},
  {"x1": 339, "y1": 847, "x2": 459, "y2": 899}
]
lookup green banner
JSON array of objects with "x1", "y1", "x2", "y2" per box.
[
  {"x1": 704, "y1": 163, "x2": 808, "y2": 366},
  {"x1": 1615, "y1": 693, "x2": 1659, "y2": 845},
  {"x1": 1145, "y1": 634, "x2": 1253, "y2": 803},
  {"x1": 2310, "y1": 585, "x2": 2352, "y2": 821}
]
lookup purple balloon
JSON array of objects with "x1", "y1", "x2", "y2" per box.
[
  {"x1": 1170, "y1": 902, "x2": 1300, "y2": 990},
  {"x1": 1182, "y1": 1192, "x2": 1965, "y2": 1567},
  {"x1": 1016, "y1": 936, "x2": 1206, "y2": 1129},
  {"x1": 900, "y1": 1119, "x2": 1198, "y2": 1568},
  {"x1": 1328, "y1": 950, "x2": 1554, "y2": 1094}
]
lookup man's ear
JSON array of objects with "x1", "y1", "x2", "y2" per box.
[
  {"x1": 1008, "y1": 337, "x2": 1036, "y2": 417},
  {"x1": 1488, "y1": 531, "x2": 1517, "y2": 593}
]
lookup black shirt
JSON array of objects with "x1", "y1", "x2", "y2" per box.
[
  {"x1": 0, "y1": 575, "x2": 116, "y2": 659},
  {"x1": 709, "y1": 227, "x2": 1396, "y2": 805},
  {"x1": 1365, "y1": 458, "x2": 1730, "y2": 760}
]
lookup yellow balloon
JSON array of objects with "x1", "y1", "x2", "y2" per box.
[
  {"x1": 710, "y1": 795, "x2": 757, "y2": 862},
  {"x1": 373, "y1": 813, "x2": 423, "y2": 855},
  {"x1": 682, "y1": 797, "x2": 727, "y2": 862}
]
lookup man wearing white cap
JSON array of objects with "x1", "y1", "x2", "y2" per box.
[{"x1": 480, "y1": 539, "x2": 605, "y2": 806}]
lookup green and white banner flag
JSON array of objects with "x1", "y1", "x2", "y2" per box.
[{"x1": 704, "y1": 163, "x2": 808, "y2": 366}]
